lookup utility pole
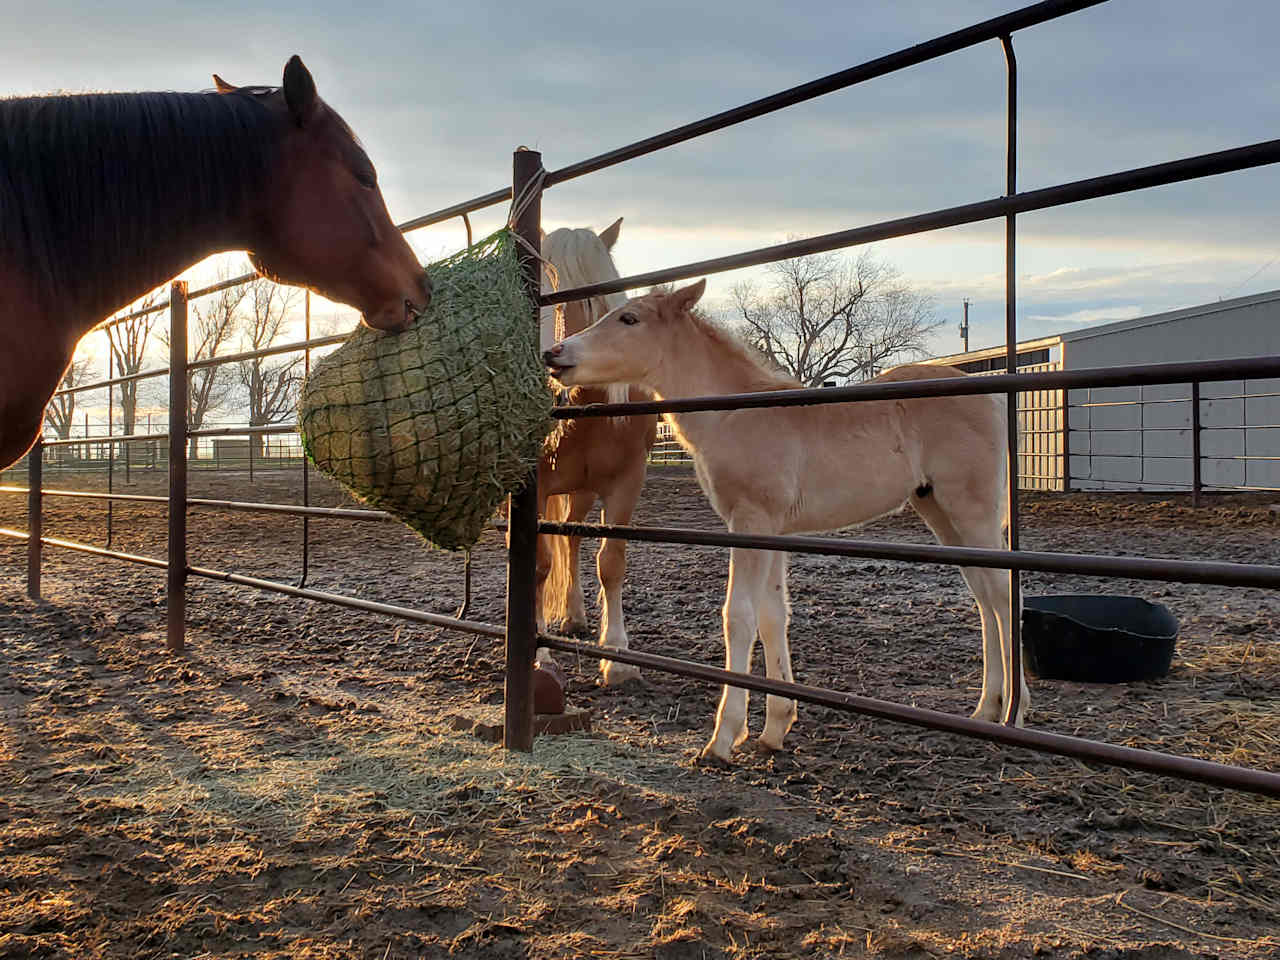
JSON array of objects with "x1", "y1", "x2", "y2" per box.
[{"x1": 960, "y1": 299, "x2": 971, "y2": 352}]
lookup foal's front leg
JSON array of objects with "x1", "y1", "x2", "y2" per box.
[{"x1": 702, "y1": 543, "x2": 771, "y2": 762}]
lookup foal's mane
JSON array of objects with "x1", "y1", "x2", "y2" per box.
[
  {"x1": 670, "y1": 293, "x2": 801, "y2": 393},
  {"x1": 0, "y1": 89, "x2": 281, "y2": 307}
]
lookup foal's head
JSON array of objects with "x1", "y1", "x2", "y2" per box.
[
  {"x1": 544, "y1": 278, "x2": 706, "y2": 388},
  {"x1": 224, "y1": 56, "x2": 431, "y2": 332}
]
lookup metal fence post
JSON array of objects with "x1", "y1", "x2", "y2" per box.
[
  {"x1": 504, "y1": 147, "x2": 544, "y2": 752},
  {"x1": 167, "y1": 281, "x2": 189, "y2": 653},
  {"x1": 1191, "y1": 380, "x2": 1202, "y2": 507},
  {"x1": 1000, "y1": 34, "x2": 1024, "y2": 727},
  {"x1": 106, "y1": 330, "x2": 114, "y2": 549},
  {"x1": 27, "y1": 439, "x2": 42, "y2": 599},
  {"x1": 1060, "y1": 386, "x2": 1071, "y2": 493}
]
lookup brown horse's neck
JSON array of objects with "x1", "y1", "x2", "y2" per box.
[{"x1": 2, "y1": 90, "x2": 278, "y2": 337}]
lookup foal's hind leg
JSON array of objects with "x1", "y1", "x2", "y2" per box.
[
  {"x1": 757, "y1": 550, "x2": 797, "y2": 752},
  {"x1": 910, "y1": 489, "x2": 1024, "y2": 725},
  {"x1": 596, "y1": 470, "x2": 645, "y2": 686}
]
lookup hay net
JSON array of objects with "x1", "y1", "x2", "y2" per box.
[{"x1": 297, "y1": 228, "x2": 553, "y2": 551}]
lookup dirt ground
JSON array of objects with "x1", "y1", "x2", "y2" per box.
[{"x1": 1, "y1": 461, "x2": 1278, "y2": 959}]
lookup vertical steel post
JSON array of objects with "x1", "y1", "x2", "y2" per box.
[
  {"x1": 106, "y1": 330, "x2": 114, "y2": 549},
  {"x1": 504, "y1": 147, "x2": 543, "y2": 752},
  {"x1": 1191, "y1": 380, "x2": 1202, "y2": 507},
  {"x1": 1000, "y1": 34, "x2": 1025, "y2": 726},
  {"x1": 298, "y1": 290, "x2": 311, "y2": 588},
  {"x1": 1060, "y1": 385, "x2": 1071, "y2": 493},
  {"x1": 167, "y1": 282, "x2": 189, "y2": 653},
  {"x1": 27, "y1": 438, "x2": 42, "y2": 599}
]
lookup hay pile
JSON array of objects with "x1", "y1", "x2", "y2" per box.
[{"x1": 298, "y1": 230, "x2": 553, "y2": 550}]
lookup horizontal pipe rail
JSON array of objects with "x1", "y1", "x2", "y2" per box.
[
  {"x1": 539, "y1": 521, "x2": 1280, "y2": 588},
  {"x1": 538, "y1": 637, "x2": 1280, "y2": 798},
  {"x1": 185, "y1": 333, "x2": 348, "y2": 372},
  {"x1": 554, "y1": 356, "x2": 1280, "y2": 418},
  {"x1": 0, "y1": 488, "x2": 392, "y2": 521},
  {"x1": 186, "y1": 498, "x2": 393, "y2": 521},
  {"x1": 41, "y1": 432, "x2": 168, "y2": 448},
  {"x1": 543, "y1": 138, "x2": 1280, "y2": 306},
  {"x1": 187, "y1": 424, "x2": 298, "y2": 439},
  {"x1": 395, "y1": 187, "x2": 514, "y2": 234},
  {"x1": 0, "y1": 528, "x2": 168, "y2": 570},
  {"x1": 56, "y1": 367, "x2": 170, "y2": 397},
  {"x1": 544, "y1": 0, "x2": 1107, "y2": 189},
  {"x1": 186, "y1": 565, "x2": 503, "y2": 638},
  {"x1": 0, "y1": 486, "x2": 167, "y2": 505}
]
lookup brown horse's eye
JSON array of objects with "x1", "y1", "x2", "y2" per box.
[
  {"x1": 355, "y1": 169, "x2": 376, "y2": 189},
  {"x1": 619, "y1": 312, "x2": 638, "y2": 325}
]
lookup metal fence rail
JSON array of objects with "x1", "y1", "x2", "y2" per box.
[{"x1": 7, "y1": 0, "x2": 1280, "y2": 798}]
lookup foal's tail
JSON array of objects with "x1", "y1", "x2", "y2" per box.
[{"x1": 541, "y1": 493, "x2": 574, "y2": 628}]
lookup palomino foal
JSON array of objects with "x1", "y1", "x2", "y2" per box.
[{"x1": 545, "y1": 280, "x2": 1018, "y2": 762}]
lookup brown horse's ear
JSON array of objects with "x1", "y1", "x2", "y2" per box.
[
  {"x1": 599, "y1": 217, "x2": 623, "y2": 251},
  {"x1": 670, "y1": 278, "x2": 707, "y2": 313},
  {"x1": 212, "y1": 74, "x2": 239, "y2": 94},
  {"x1": 283, "y1": 55, "x2": 319, "y2": 127}
]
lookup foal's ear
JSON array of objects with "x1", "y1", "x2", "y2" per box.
[
  {"x1": 669, "y1": 278, "x2": 707, "y2": 313},
  {"x1": 283, "y1": 55, "x2": 320, "y2": 127},
  {"x1": 599, "y1": 217, "x2": 623, "y2": 251},
  {"x1": 212, "y1": 74, "x2": 239, "y2": 94}
]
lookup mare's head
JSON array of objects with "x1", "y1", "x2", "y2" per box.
[
  {"x1": 225, "y1": 56, "x2": 430, "y2": 331},
  {"x1": 544, "y1": 278, "x2": 706, "y2": 388},
  {"x1": 540, "y1": 218, "x2": 624, "y2": 350}
]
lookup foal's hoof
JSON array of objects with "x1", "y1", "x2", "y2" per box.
[
  {"x1": 693, "y1": 747, "x2": 733, "y2": 769},
  {"x1": 599, "y1": 659, "x2": 642, "y2": 688},
  {"x1": 753, "y1": 737, "x2": 783, "y2": 756}
]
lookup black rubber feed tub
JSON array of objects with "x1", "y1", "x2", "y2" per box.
[{"x1": 1021, "y1": 595, "x2": 1179, "y2": 683}]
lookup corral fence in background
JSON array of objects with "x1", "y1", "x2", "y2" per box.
[{"x1": 4, "y1": 0, "x2": 1279, "y2": 799}]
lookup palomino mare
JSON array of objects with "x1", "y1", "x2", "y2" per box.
[
  {"x1": 536, "y1": 220, "x2": 657, "y2": 685},
  {"x1": 0, "y1": 56, "x2": 430, "y2": 472},
  {"x1": 545, "y1": 280, "x2": 1016, "y2": 762}
]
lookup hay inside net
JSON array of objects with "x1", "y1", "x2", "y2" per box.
[{"x1": 298, "y1": 229, "x2": 553, "y2": 551}]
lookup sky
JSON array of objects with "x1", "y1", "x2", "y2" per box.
[{"x1": 5, "y1": 0, "x2": 1280, "y2": 368}]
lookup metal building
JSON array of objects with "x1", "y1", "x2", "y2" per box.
[{"x1": 927, "y1": 289, "x2": 1280, "y2": 492}]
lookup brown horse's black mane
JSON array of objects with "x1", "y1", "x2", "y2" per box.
[{"x1": 0, "y1": 88, "x2": 280, "y2": 309}]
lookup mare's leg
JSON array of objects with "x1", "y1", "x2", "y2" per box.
[
  {"x1": 596, "y1": 468, "x2": 646, "y2": 686},
  {"x1": 757, "y1": 549, "x2": 797, "y2": 751},
  {"x1": 531, "y1": 489, "x2": 555, "y2": 665},
  {"x1": 562, "y1": 491, "x2": 594, "y2": 635},
  {"x1": 910, "y1": 488, "x2": 1024, "y2": 724},
  {"x1": 703, "y1": 508, "x2": 774, "y2": 761}
]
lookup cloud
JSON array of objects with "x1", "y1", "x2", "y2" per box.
[{"x1": 1027, "y1": 305, "x2": 1144, "y2": 327}]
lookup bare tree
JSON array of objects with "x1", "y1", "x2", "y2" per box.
[
  {"x1": 729, "y1": 249, "x2": 940, "y2": 386},
  {"x1": 44, "y1": 358, "x2": 94, "y2": 464},
  {"x1": 237, "y1": 278, "x2": 302, "y2": 455},
  {"x1": 44, "y1": 358, "x2": 93, "y2": 440},
  {"x1": 161, "y1": 266, "x2": 246, "y2": 458},
  {"x1": 106, "y1": 291, "x2": 162, "y2": 436}
]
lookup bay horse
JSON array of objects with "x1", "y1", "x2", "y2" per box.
[
  {"x1": 0, "y1": 56, "x2": 431, "y2": 471},
  {"x1": 536, "y1": 220, "x2": 657, "y2": 686},
  {"x1": 545, "y1": 280, "x2": 1018, "y2": 762}
]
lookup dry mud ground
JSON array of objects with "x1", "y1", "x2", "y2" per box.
[{"x1": 1, "y1": 464, "x2": 1278, "y2": 959}]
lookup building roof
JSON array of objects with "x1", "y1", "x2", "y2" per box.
[{"x1": 927, "y1": 287, "x2": 1280, "y2": 365}]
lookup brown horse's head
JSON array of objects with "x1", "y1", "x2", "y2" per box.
[{"x1": 221, "y1": 57, "x2": 430, "y2": 332}]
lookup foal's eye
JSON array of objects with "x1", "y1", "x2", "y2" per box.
[{"x1": 619, "y1": 313, "x2": 639, "y2": 326}]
